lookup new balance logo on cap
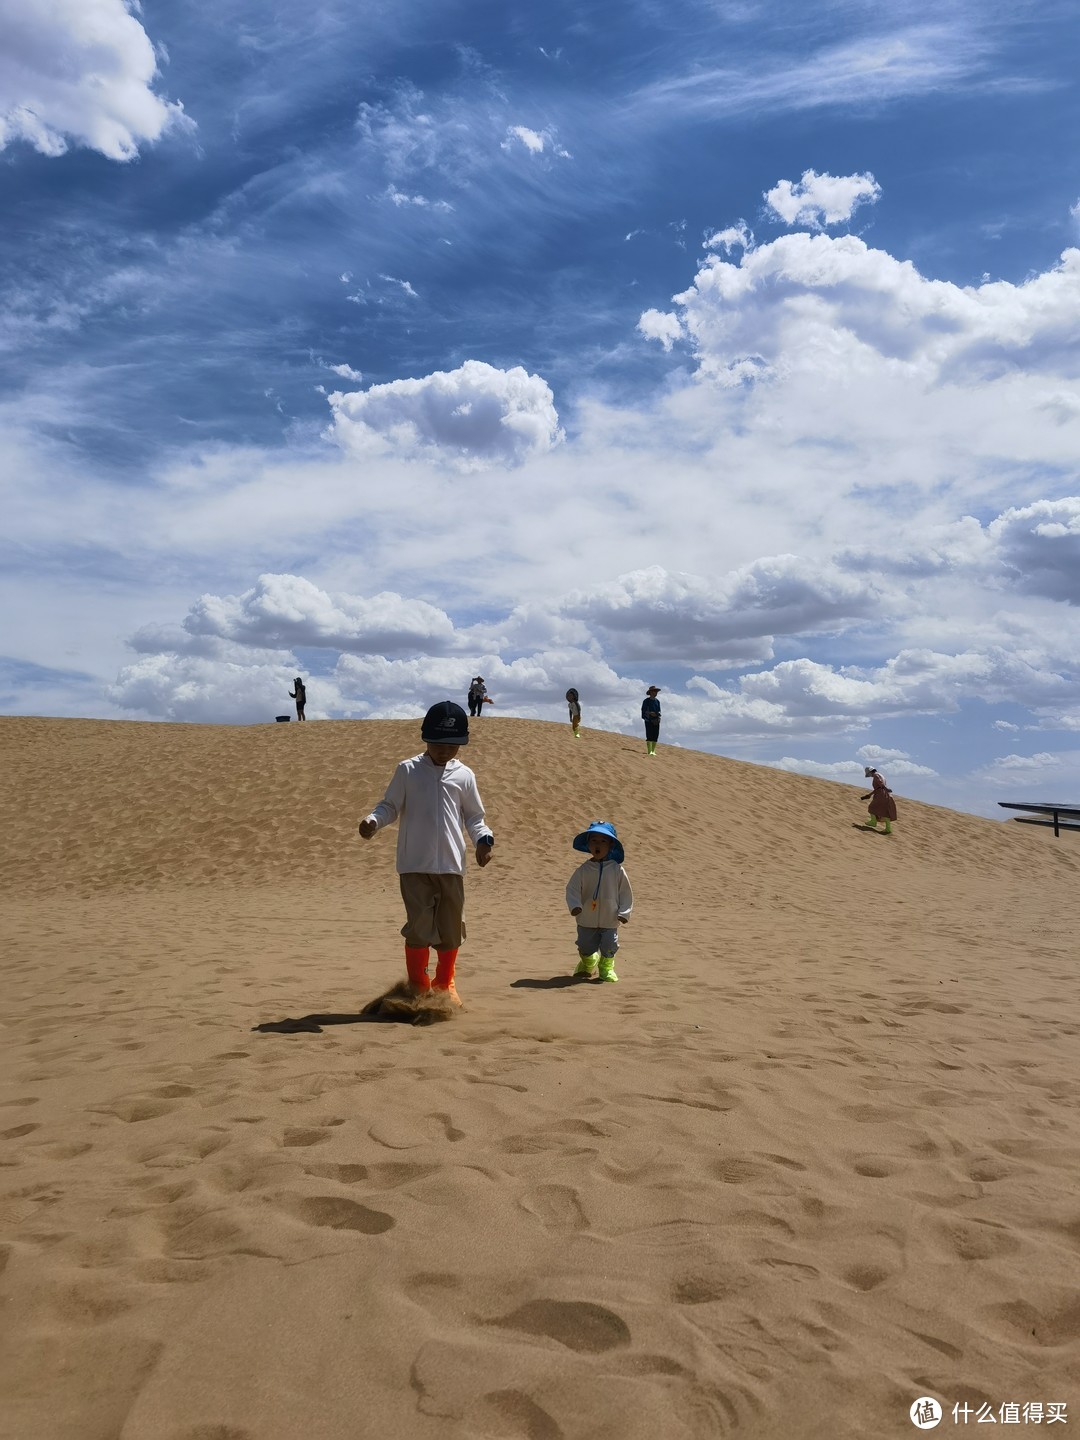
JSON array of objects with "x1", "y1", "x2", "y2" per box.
[{"x1": 421, "y1": 700, "x2": 470, "y2": 745}]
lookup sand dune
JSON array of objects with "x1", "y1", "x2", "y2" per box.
[{"x1": 1, "y1": 715, "x2": 1078, "y2": 1439}]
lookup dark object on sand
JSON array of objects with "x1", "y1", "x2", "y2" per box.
[
  {"x1": 998, "y1": 801, "x2": 1080, "y2": 837},
  {"x1": 275, "y1": 715, "x2": 291, "y2": 722},
  {"x1": 360, "y1": 979, "x2": 457, "y2": 1025}
]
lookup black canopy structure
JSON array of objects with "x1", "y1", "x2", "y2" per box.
[{"x1": 998, "y1": 802, "x2": 1080, "y2": 837}]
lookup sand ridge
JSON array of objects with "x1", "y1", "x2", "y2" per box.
[{"x1": 1, "y1": 715, "x2": 1079, "y2": 1438}]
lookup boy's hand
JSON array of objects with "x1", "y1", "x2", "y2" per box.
[
  {"x1": 358, "y1": 819, "x2": 377, "y2": 839},
  {"x1": 618, "y1": 916, "x2": 629, "y2": 925},
  {"x1": 570, "y1": 906, "x2": 582, "y2": 916},
  {"x1": 476, "y1": 842, "x2": 493, "y2": 867}
]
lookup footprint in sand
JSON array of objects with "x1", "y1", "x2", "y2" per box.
[
  {"x1": 519, "y1": 1183, "x2": 588, "y2": 1232},
  {"x1": 283, "y1": 1195, "x2": 395, "y2": 1234},
  {"x1": 492, "y1": 1299, "x2": 631, "y2": 1354},
  {"x1": 368, "y1": 1113, "x2": 464, "y2": 1149},
  {"x1": 1, "y1": 1123, "x2": 41, "y2": 1140},
  {"x1": 475, "y1": 1390, "x2": 563, "y2": 1440},
  {"x1": 92, "y1": 1098, "x2": 177, "y2": 1123},
  {"x1": 711, "y1": 1157, "x2": 769, "y2": 1184},
  {"x1": 281, "y1": 1127, "x2": 330, "y2": 1147}
]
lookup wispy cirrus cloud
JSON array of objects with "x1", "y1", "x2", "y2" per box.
[{"x1": 635, "y1": 23, "x2": 993, "y2": 119}]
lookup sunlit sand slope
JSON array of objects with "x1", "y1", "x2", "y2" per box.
[{"x1": 1, "y1": 715, "x2": 1078, "y2": 1439}]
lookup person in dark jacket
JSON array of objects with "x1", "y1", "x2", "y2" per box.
[
  {"x1": 641, "y1": 686, "x2": 661, "y2": 755},
  {"x1": 289, "y1": 677, "x2": 307, "y2": 721},
  {"x1": 861, "y1": 766, "x2": 897, "y2": 834}
]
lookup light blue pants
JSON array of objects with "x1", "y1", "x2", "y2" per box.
[{"x1": 576, "y1": 925, "x2": 618, "y2": 957}]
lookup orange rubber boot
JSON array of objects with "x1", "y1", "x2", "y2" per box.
[
  {"x1": 405, "y1": 946, "x2": 431, "y2": 991},
  {"x1": 433, "y1": 948, "x2": 462, "y2": 1006}
]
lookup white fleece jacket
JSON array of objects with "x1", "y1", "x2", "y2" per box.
[
  {"x1": 565, "y1": 858, "x2": 633, "y2": 927},
  {"x1": 365, "y1": 753, "x2": 492, "y2": 874}
]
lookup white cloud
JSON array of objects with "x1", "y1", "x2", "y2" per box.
[
  {"x1": 988, "y1": 751, "x2": 1058, "y2": 769},
  {"x1": 501, "y1": 124, "x2": 571, "y2": 159},
  {"x1": 638, "y1": 25, "x2": 991, "y2": 119},
  {"x1": 383, "y1": 186, "x2": 452, "y2": 211},
  {"x1": 555, "y1": 560, "x2": 880, "y2": 666},
  {"x1": 328, "y1": 359, "x2": 564, "y2": 472},
  {"x1": 705, "y1": 223, "x2": 754, "y2": 253},
  {"x1": 178, "y1": 574, "x2": 458, "y2": 656},
  {"x1": 107, "y1": 653, "x2": 302, "y2": 725},
  {"x1": 637, "y1": 308, "x2": 684, "y2": 350},
  {"x1": 769, "y1": 751, "x2": 937, "y2": 781},
  {"x1": 985, "y1": 498, "x2": 1080, "y2": 604},
  {"x1": 329, "y1": 363, "x2": 363, "y2": 382},
  {"x1": 764, "y1": 169, "x2": 881, "y2": 228},
  {"x1": 659, "y1": 230, "x2": 1080, "y2": 388},
  {"x1": 0, "y1": 0, "x2": 187, "y2": 161}
]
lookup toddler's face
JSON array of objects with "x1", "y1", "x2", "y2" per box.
[{"x1": 587, "y1": 836, "x2": 612, "y2": 860}]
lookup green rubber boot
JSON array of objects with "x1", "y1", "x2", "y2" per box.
[
  {"x1": 883, "y1": 821, "x2": 893, "y2": 835},
  {"x1": 865, "y1": 815, "x2": 878, "y2": 828},
  {"x1": 597, "y1": 955, "x2": 619, "y2": 983},
  {"x1": 574, "y1": 952, "x2": 599, "y2": 977}
]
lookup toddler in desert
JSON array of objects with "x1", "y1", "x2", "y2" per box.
[
  {"x1": 358, "y1": 700, "x2": 494, "y2": 1004},
  {"x1": 566, "y1": 821, "x2": 633, "y2": 983}
]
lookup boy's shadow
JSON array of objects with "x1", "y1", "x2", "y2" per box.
[
  {"x1": 511, "y1": 976, "x2": 592, "y2": 989},
  {"x1": 252, "y1": 1011, "x2": 374, "y2": 1033},
  {"x1": 851, "y1": 823, "x2": 884, "y2": 835}
]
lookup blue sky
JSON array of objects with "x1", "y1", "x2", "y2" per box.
[{"x1": 3, "y1": 0, "x2": 1080, "y2": 816}]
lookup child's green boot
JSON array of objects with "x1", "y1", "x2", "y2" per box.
[
  {"x1": 597, "y1": 955, "x2": 619, "y2": 983},
  {"x1": 574, "y1": 952, "x2": 599, "y2": 977},
  {"x1": 864, "y1": 815, "x2": 878, "y2": 828},
  {"x1": 883, "y1": 820, "x2": 893, "y2": 835}
]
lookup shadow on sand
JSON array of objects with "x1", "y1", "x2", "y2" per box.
[
  {"x1": 253, "y1": 982, "x2": 457, "y2": 1031},
  {"x1": 511, "y1": 975, "x2": 592, "y2": 989}
]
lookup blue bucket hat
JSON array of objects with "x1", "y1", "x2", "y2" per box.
[{"x1": 572, "y1": 820, "x2": 624, "y2": 864}]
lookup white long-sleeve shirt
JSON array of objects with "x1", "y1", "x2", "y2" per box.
[
  {"x1": 365, "y1": 753, "x2": 492, "y2": 874},
  {"x1": 566, "y1": 859, "x2": 633, "y2": 927}
]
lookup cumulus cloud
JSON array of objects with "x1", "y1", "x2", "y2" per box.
[
  {"x1": 556, "y1": 560, "x2": 880, "y2": 666},
  {"x1": 637, "y1": 309, "x2": 684, "y2": 351},
  {"x1": 0, "y1": 0, "x2": 187, "y2": 160},
  {"x1": 179, "y1": 574, "x2": 458, "y2": 656},
  {"x1": 329, "y1": 363, "x2": 363, "y2": 382},
  {"x1": 768, "y1": 749, "x2": 937, "y2": 780},
  {"x1": 764, "y1": 170, "x2": 881, "y2": 228},
  {"x1": 107, "y1": 654, "x2": 303, "y2": 725},
  {"x1": 985, "y1": 498, "x2": 1080, "y2": 604},
  {"x1": 654, "y1": 230, "x2": 1080, "y2": 387},
  {"x1": 328, "y1": 359, "x2": 564, "y2": 471}
]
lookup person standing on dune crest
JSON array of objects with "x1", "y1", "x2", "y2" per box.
[
  {"x1": 566, "y1": 688, "x2": 582, "y2": 738},
  {"x1": 358, "y1": 701, "x2": 494, "y2": 1004},
  {"x1": 641, "y1": 685, "x2": 661, "y2": 755},
  {"x1": 289, "y1": 676, "x2": 307, "y2": 721}
]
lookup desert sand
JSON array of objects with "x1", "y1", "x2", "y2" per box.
[{"x1": 1, "y1": 714, "x2": 1079, "y2": 1440}]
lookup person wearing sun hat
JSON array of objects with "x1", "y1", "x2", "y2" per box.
[
  {"x1": 641, "y1": 685, "x2": 662, "y2": 755},
  {"x1": 860, "y1": 765, "x2": 897, "y2": 835},
  {"x1": 358, "y1": 700, "x2": 494, "y2": 1004},
  {"x1": 565, "y1": 821, "x2": 633, "y2": 983}
]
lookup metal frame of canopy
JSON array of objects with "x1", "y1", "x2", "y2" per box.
[{"x1": 998, "y1": 802, "x2": 1080, "y2": 837}]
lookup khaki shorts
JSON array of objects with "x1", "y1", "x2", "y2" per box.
[{"x1": 399, "y1": 872, "x2": 466, "y2": 949}]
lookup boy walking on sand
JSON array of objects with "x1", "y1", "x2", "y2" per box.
[
  {"x1": 566, "y1": 821, "x2": 632, "y2": 983},
  {"x1": 358, "y1": 701, "x2": 494, "y2": 1004}
]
